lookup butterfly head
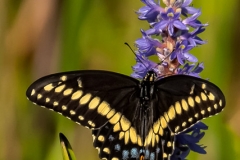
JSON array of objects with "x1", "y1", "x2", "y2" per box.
[{"x1": 143, "y1": 70, "x2": 156, "y2": 82}]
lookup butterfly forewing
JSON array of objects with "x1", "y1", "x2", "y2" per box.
[
  {"x1": 155, "y1": 75, "x2": 225, "y2": 134},
  {"x1": 26, "y1": 70, "x2": 139, "y2": 129}
]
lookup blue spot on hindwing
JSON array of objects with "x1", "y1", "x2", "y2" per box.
[
  {"x1": 122, "y1": 150, "x2": 129, "y2": 160},
  {"x1": 145, "y1": 150, "x2": 150, "y2": 159},
  {"x1": 130, "y1": 148, "x2": 138, "y2": 158},
  {"x1": 150, "y1": 153, "x2": 155, "y2": 160},
  {"x1": 114, "y1": 144, "x2": 121, "y2": 152},
  {"x1": 108, "y1": 135, "x2": 114, "y2": 141}
]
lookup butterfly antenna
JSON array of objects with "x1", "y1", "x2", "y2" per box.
[
  {"x1": 124, "y1": 42, "x2": 148, "y2": 70},
  {"x1": 124, "y1": 42, "x2": 138, "y2": 57}
]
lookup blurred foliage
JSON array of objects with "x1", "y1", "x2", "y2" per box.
[{"x1": 0, "y1": 0, "x2": 240, "y2": 160}]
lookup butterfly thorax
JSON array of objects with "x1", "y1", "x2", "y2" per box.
[{"x1": 140, "y1": 71, "x2": 156, "y2": 108}]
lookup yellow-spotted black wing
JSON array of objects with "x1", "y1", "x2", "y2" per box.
[
  {"x1": 26, "y1": 70, "x2": 140, "y2": 129},
  {"x1": 26, "y1": 70, "x2": 225, "y2": 160},
  {"x1": 92, "y1": 121, "x2": 174, "y2": 160},
  {"x1": 154, "y1": 75, "x2": 225, "y2": 134}
]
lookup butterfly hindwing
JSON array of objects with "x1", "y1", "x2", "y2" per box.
[
  {"x1": 26, "y1": 70, "x2": 139, "y2": 129},
  {"x1": 154, "y1": 75, "x2": 225, "y2": 134},
  {"x1": 92, "y1": 122, "x2": 174, "y2": 160},
  {"x1": 91, "y1": 91, "x2": 176, "y2": 160}
]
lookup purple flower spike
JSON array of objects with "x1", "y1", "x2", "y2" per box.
[{"x1": 133, "y1": 1, "x2": 210, "y2": 159}]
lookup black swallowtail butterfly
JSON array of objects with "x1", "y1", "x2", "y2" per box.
[{"x1": 26, "y1": 70, "x2": 225, "y2": 160}]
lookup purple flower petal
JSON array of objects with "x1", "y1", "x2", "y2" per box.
[
  {"x1": 173, "y1": 20, "x2": 188, "y2": 30},
  {"x1": 184, "y1": 6, "x2": 200, "y2": 14},
  {"x1": 177, "y1": 52, "x2": 185, "y2": 64},
  {"x1": 168, "y1": 23, "x2": 174, "y2": 36},
  {"x1": 154, "y1": 20, "x2": 169, "y2": 31},
  {"x1": 181, "y1": 0, "x2": 193, "y2": 7},
  {"x1": 137, "y1": 0, "x2": 162, "y2": 23},
  {"x1": 170, "y1": 51, "x2": 177, "y2": 60},
  {"x1": 183, "y1": 52, "x2": 198, "y2": 62}
]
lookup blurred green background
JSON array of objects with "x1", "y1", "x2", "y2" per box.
[{"x1": 0, "y1": 0, "x2": 240, "y2": 160}]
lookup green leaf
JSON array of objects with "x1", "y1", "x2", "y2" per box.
[{"x1": 59, "y1": 133, "x2": 77, "y2": 160}]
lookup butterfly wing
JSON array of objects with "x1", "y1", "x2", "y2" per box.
[
  {"x1": 154, "y1": 75, "x2": 225, "y2": 134},
  {"x1": 26, "y1": 70, "x2": 140, "y2": 129},
  {"x1": 26, "y1": 70, "x2": 177, "y2": 160},
  {"x1": 27, "y1": 71, "x2": 225, "y2": 160}
]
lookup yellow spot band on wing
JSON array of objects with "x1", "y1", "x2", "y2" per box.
[
  {"x1": 71, "y1": 90, "x2": 83, "y2": 100},
  {"x1": 88, "y1": 97, "x2": 100, "y2": 109}
]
